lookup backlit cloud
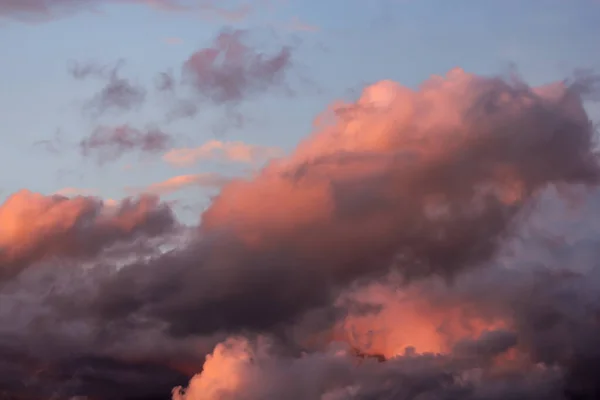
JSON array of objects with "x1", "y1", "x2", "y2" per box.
[
  {"x1": 2, "y1": 69, "x2": 600, "y2": 400},
  {"x1": 163, "y1": 140, "x2": 284, "y2": 167},
  {"x1": 127, "y1": 173, "x2": 231, "y2": 196}
]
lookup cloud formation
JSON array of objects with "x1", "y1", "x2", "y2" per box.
[
  {"x1": 94, "y1": 68, "x2": 595, "y2": 335},
  {"x1": 182, "y1": 29, "x2": 293, "y2": 104},
  {"x1": 2, "y1": 68, "x2": 600, "y2": 399},
  {"x1": 128, "y1": 173, "x2": 231, "y2": 196},
  {"x1": 163, "y1": 139, "x2": 284, "y2": 167},
  {"x1": 70, "y1": 60, "x2": 146, "y2": 116},
  {"x1": 0, "y1": 190, "x2": 175, "y2": 280},
  {"x1": 80, "y1": 125, "x2": 172, "y2": 163}
]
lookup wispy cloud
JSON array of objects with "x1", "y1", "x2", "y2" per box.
[
  {"x1": 287, "y1": 17, "x2": 319, "y2": 32},
  {"x1": 81, "y1": 125, "x2": 173, "y2": 164},
  {"x1": 127, "y1": 173, "x2": 231, "y2": 196},
  {"x1": 182, "y1": 29, "x2": 293, "y2": 104},
  {"x1": 73, "y1": 61, "x2": 146, "y2": 117},
  {"x1": 163, "y1": 139, "x2": 284, "y2": 167}
]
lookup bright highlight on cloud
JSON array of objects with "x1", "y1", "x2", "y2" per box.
[
  {"x1": 128, "y1": 173, "x2": 231, "y2": 196},
  {"x1": 2, "y1": 68, "x2": 600, "y2": 400},
  {"x1": 0, "y1": 190, "x2": 175, "y2": 280},
  {"x1": 163, "y1": 139, "x2": 284, "y2": 167}
]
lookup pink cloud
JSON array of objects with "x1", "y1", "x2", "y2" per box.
[
  {"x1": 3, "y1": 68, "x2": 600, "y2": 400},
  {"x1": 127, "y1": 173, "x2": 231, "y2": 196},
  {"x1": 182, "y1": 29, "x2": 293, "y2": 104},
  {"x1": 163, "y1": 139, "x2": 284, "y2": 167},
  {"x1": 70, "y1": 60, "x2": 147, "y2": 116},
  {"x1": 53, "y1": 187, "x2": 98, "y2": 197}
]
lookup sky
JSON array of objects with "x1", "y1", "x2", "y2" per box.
[
  {"x1": 4, "y1": 1, "x2": 600, "y2": 399},
  {"x1": 1, "y1": 0, "x2": 600, "y2": 223}
]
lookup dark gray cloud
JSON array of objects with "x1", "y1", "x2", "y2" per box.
[{"x1": 1, "y1": 69, "x2": 600, "y2": 399}]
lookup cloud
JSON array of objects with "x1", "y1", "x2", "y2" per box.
[
  {"x1": 85, "y1": 73, "x2": 146, "y2": 116},
  {"x1": 32, "y1": 129, "x2": 67, "y2": 154},
  {"x1": 156, "y1": 70, "x2": 177, "y2": 92},
  {"x1": 70, "y1": 60, "x2": 146, "y2": 116},
  {"x1": 68, "y1": 60, "x2": 112, "y2": 80},
  {"x1": 88, "y1": 69, "x2": 599, "y2": 338},
  {"x1": 54, "y1": 187, "x2": 98, "y2": 196},
  {"x1": 171, "y1": 326, "x2": 552, "y2": 400},
  {"x1": 0, "y1": 190, "x2": 175, "y2": 280},
  {"x1": 182, "y1": 29, "x2": 293, "y2": 104},
  {"x1": 154, "y1": 28, "x2": 295, "y2": 124},
  {"x1": 127, "y1": 173, "x2": 231, "y2": 196},
  {"x1": 3, "y1": 68, "x2": 600, "y2": 399},
  {"x1": 163, "y1": 139, "x2": 284, "y2": 167},
  {"x1": 80, "y1": 125, "x2": 172, "y2": 163}
]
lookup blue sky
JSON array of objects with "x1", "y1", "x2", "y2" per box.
[{"x1": 1, "y1": 0, "x2": 599, "y2": 221}]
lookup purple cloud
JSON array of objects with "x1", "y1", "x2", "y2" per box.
[
  {"x1": 80, "y1": 125, "x2": 172, "y2": 163},
  {"x1": 182, "y1": 29, "x2": 293, "y2": 104}
]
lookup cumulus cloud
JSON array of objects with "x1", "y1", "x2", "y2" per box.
[
  {"x1": 182, "y1": 29, "x2": 293, "y2": 104},
  {"x1": 156, "y1": 71, "x2": 177, "y2": 93},
  {"x1": 163, "y1": 139, "x2": 284, "y2": 167},
  {"x1": 164, "y1": 37, "x2": 184, "y2": 46},
  {"x1": 80, "y1": 125, "x2": 172, "y2": 163},
  {"x1": 3, "y1": 68, "x2": 600, "y2": 399},
  {"x1": 0, "y1": 190, "x2": 175, "y2": 280},
  {"x1": 85, "y1": 69, "x2": 598, "y2": 338},
  {"x1": 127, "y1": 173, "x2": 231, "y2": 196}
]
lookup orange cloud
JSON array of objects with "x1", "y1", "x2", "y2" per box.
[
  {"x1": 0, "y1": 190, "x2": 175, "y2": 279},
  {"x1": 128, "y1": 173, "x2": 231, "y2": 196},
  {"x1": 163, "y1": 140, "x2": 284, "y2": 167},
  {"x1": 53, "y1": 187, "x2": 98, "y2": 197}
]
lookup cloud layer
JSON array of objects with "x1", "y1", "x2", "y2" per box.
[{"x1": 2, "y1": 68, "x2": 600, "y2": 399}]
